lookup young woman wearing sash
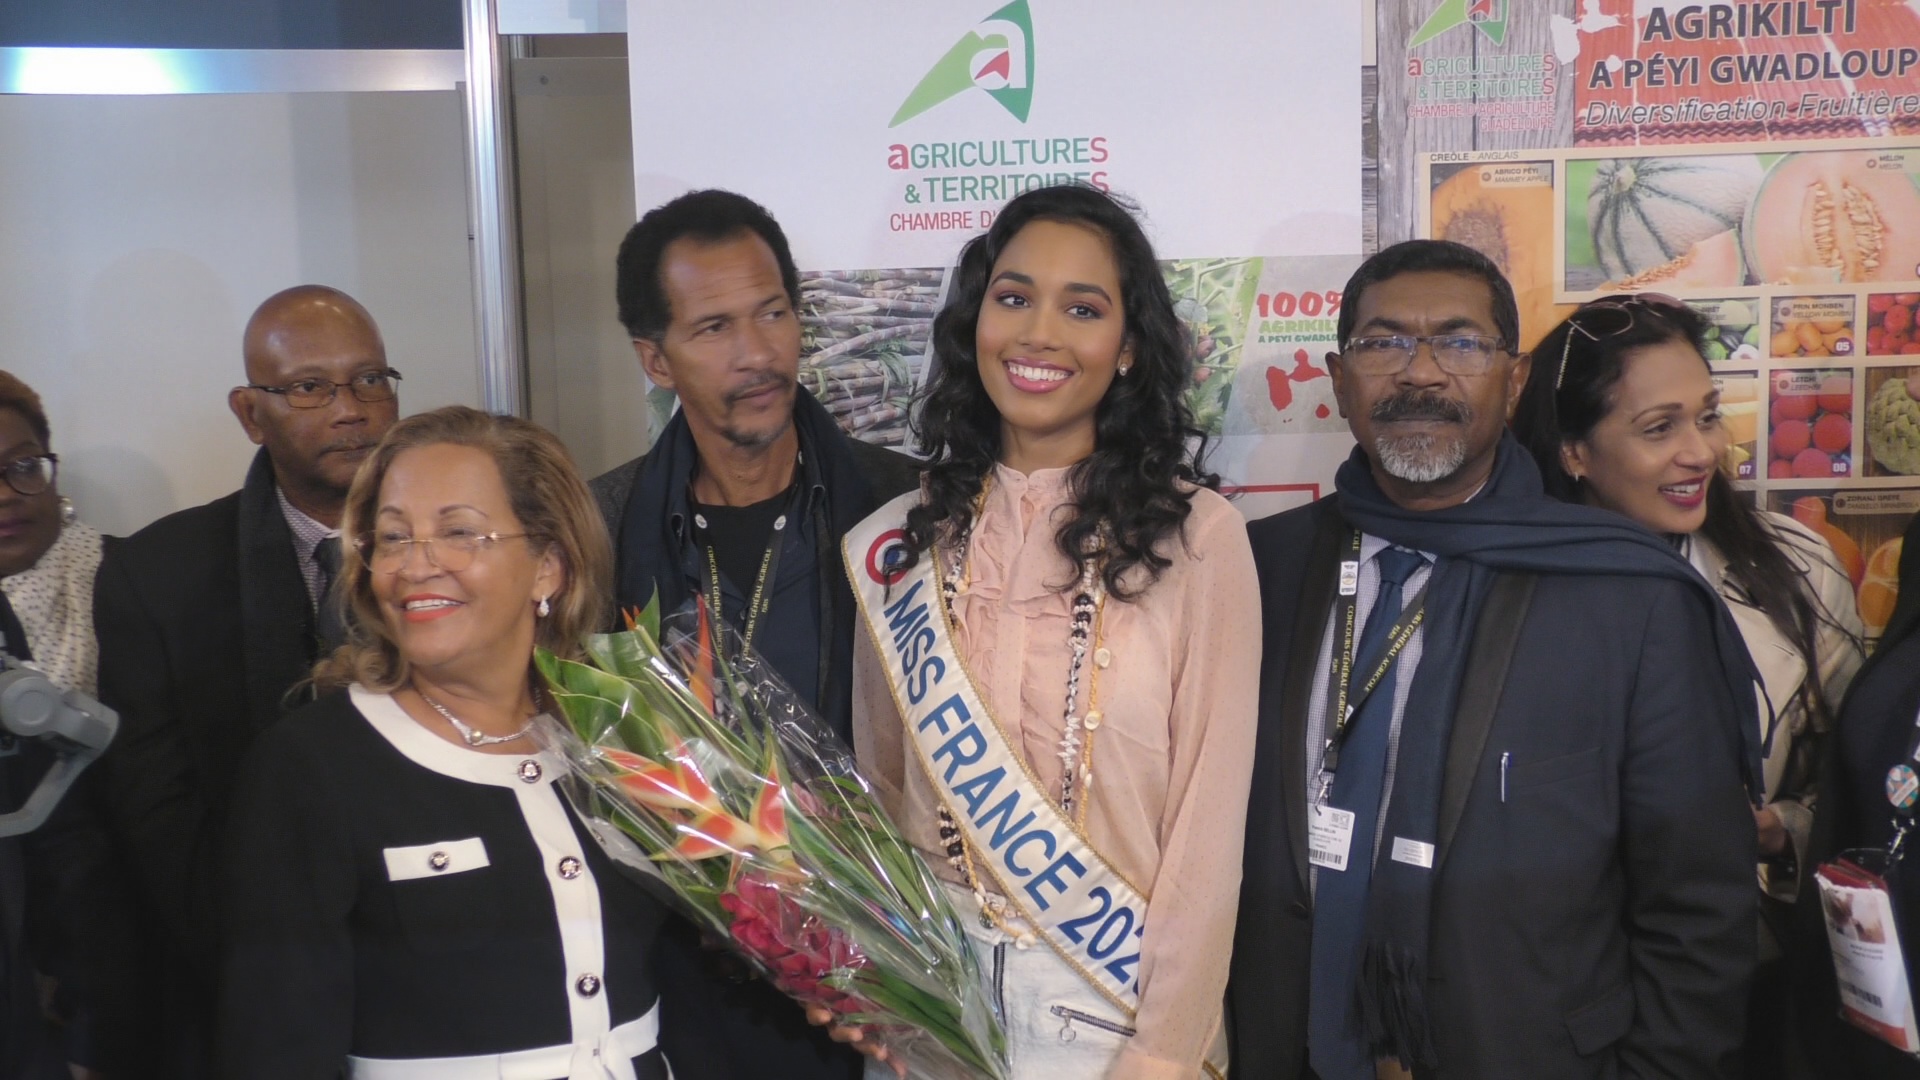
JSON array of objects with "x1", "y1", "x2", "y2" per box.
[{"x1": 843, "y1": 185, "x2": 1260, "y2": 1079}]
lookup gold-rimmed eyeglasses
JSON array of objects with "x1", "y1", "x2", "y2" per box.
[{"x1": 355, "y1": 527, "x2": 529, "y2": 574}]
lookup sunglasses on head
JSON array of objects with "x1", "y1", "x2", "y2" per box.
[{"x1": 1554, "y1": 292, "x2": 1693, "y2": 393}]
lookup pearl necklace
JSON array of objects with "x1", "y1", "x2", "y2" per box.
[
  {"x1": 934, "y1": 478, "x2": 1109, "y2": 942},
  {"x1": 419, "y1": 690, "x2": 537, "y2": 747}
]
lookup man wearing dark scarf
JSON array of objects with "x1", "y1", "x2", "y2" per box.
[
  {"x1": 1228, "y1": 241, "x2": 1758, "y2": 1079},
  {"x1": 590, "y1": 190, "x2": 917, "y2": 1080}
]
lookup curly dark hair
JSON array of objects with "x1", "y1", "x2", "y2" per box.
[{"x1": 902, "y1": 184, "x2": 1217, "y2": 600}]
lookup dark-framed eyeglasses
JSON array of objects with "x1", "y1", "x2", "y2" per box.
[
  {"x1": 354, "y1": 527, "x2": 529, "y2": 574},
  {"x1": 1555, "y1": 293, "x2": 1692, "y2": 393},
  {"x1": 0, "y1": 454, "x2": 56, "y2": 497},
  {"x1": 1342, "y1": 333, "x2": 1509, "y2": 377},
  {"x1": 247, "y1": 369, "x2": 403, "y2": 409}
]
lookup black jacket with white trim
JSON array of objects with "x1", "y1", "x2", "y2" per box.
[{"x1": 217, "y1": 687, "x2": 670, "y2": 1079}]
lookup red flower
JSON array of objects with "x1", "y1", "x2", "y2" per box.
[
  {"x1": 599, "y1": 734, "x2": 791, "y2": 861},
  {"x1": 720, "y1": 875, "x2": 871, "y2": 1013}
]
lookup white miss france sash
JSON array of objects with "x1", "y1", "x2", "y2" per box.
[{"x1": 845, "y1": 492, "x2": 1148, "y2": 1015}]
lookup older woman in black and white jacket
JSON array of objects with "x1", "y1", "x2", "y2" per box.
[{"x1": 217, "y1": 407, "x2": 669, "y2": 1080}]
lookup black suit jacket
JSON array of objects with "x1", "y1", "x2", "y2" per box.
[
  {"x1": 1229, "y1": 497, "x2": 1756, "y2": 1080},
  {"x1": 93, "y1": 448, "x2": 320, "y2": 1071},
  {"x1": 1794, "y1": 509, "x2": 1920, "y2": 1078}
]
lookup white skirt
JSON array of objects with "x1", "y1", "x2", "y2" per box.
[{"x1": 868, "y1": 883, "x2": 1226, "y2": 1080}]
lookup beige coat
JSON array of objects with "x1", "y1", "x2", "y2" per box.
[{"x1": 1687, "y1": 512, "x2": 1864, "y2": 914}]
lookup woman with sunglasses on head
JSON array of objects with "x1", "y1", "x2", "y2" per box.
[
  {"x1": 842, "y1": 185, "x2": 1259, "y2": 1079},
  {"x1": 217, "y1": 407, "x2": 672, "y2": 1080},
  {"x1": 1511, "y1": 294, "x2": 1864, "y2": 1077}
]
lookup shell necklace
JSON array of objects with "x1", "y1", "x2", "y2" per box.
[{"x1": 934, "y1": 476, "x2": 1109, "y2": 942}]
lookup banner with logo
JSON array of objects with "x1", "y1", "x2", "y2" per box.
[
  {"x1": 626, "y1": 0, "x2": 1363, "y2": 518},
  {"x1": 1367, "y1": 0, "x2": 1920, "y2": 641}
]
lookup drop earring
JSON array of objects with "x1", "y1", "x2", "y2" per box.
[
  {"x1": 537, "y1": 596, "x2": 551, "y2": 618},
  {"x1": 58, "y1": 497, "x2": 76, "y2": 526}
]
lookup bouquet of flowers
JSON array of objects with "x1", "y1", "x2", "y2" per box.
[{"x1": 535, "y1": 598, "x2": 1007, "y2": 1080}]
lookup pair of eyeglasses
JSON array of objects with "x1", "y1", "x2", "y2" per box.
[
  {"x1": 0, "y1": 454, "x2": 56, "y2": 497},
  {"x1": 355, "y1": 528, "x2": 529, "y2": 574},
  {"x1": 248, "y1": 369, "x2": 403, "y2": 409},
  {"x1": 1342, "y1": 333, "x2": 1509, "y2": 377},
  {"x1": 1554, "y1": 293, "x2": 1692, "y2": 392}
]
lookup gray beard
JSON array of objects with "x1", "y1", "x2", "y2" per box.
[
  {"x1": 1374, "y1": 432, "x2": 1469, "y2": 484},
  {"x1": 720, "y1": 411, "x2": 794, "y2": 452}
]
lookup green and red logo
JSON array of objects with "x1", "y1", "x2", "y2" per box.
[
  {"x1": 889, "y1": 0, "x2": 1034, "y2": 128},
  {"x1": 1408, "y1": 0, "x2": 1509, "y2": 48}
]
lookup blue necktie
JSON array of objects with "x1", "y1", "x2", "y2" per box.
[{"x1": 1307, "y1": 546, "x2": 1427, "y2": 1080}]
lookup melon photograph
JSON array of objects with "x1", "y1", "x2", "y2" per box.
[
  {"x1": 1565, "y1": 153, "x2": 1760, "y2": 294},
  {"x1": 1744, "y1": 149, "x2": 1920, "y2": 287}
]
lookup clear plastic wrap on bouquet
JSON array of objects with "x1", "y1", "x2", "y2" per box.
[{"x1": 534, "y1": 598, "x2": 1008, "y2": 1080}]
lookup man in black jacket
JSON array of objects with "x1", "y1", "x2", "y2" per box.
[
  {"x1": 590, "y1": 190, "x2": 917, "y2": 1080},
  {"x1": 93, "y1": 285, "x2": 400, "y2": 1076},
  {"x1": 1229, "y1": 241, "x2": 1757, "y2": 1079}
]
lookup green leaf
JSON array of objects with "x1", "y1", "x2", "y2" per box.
[{"x1": 585, "y1": 629, "x2": 661, "y2": 681}]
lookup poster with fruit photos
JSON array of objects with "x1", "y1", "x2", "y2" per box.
[{"x1": 1418, "y1": 135, "x2": 1920, "y2": 642}]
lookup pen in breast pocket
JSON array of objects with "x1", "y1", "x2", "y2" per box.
[{"x1": 1500, "y1": 752, "x2": 1510, "y2": 803}]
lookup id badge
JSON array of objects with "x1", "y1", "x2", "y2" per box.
[
  {"x1": 1816, "y1": 854, "x2": 1920, "y2": 1054},
  {"x1": 1308, "y1": 804, "x2": 1356, "y2": 872}
]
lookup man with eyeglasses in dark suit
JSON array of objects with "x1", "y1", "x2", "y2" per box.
[{"x1": 93, "y1": 285, "x2": 402, "y2": 1077}]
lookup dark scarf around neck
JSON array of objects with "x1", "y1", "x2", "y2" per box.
[{"x1": 1333, "y1": 433, "x2": 1762, "y2": 1069}]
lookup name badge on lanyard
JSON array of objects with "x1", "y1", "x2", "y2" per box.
[
  {"x1": 1811, "y1": 703, "x2": 1920, "y2": 1057},
  {"x1": 1816, "y1": 855, "x2": 1920, "y2": 1054},
  {"x1": 1338, "y1": 560, "x2": 1360, "y2": 597},
  {"x1": 1308, "y1": 804, "x2": 1357, "y2": 871},
  {"x1": 1318, "y1": 534, "x2": 1426, "y2": 781}
]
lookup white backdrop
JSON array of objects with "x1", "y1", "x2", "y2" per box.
[
  {"x1": 0, "y1": 90, "x2": 479, "y2": 537},
  {"x1": 629, "y1": 1, "x2": 1360, "y2": 267},
  {"x1": 627, "y1": 1, "x2": 1365, "y2": 512}
]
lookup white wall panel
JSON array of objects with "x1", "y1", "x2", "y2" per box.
[{"x1": 0, "y1": 89, "x2": 477, "y2": 536}]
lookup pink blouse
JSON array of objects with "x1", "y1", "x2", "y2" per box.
[{"x1": 852, "y1": 464, "x2": 1262, "y2": 1079}]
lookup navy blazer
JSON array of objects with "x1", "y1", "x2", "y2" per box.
[{"x1": 1229, "y1": 496, "x2": 1756, "y2": 1080}]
